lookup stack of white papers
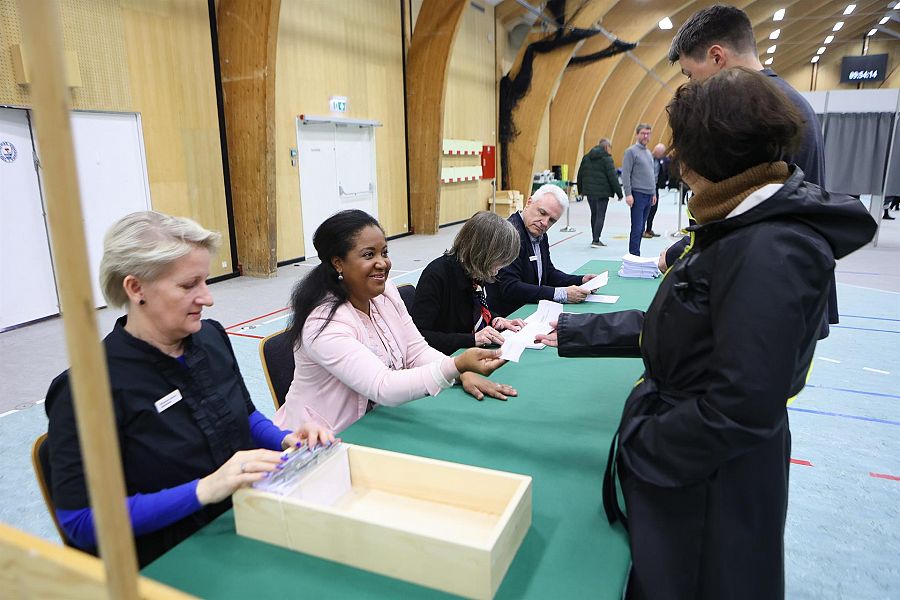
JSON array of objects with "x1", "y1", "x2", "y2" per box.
[
  {"x1": 499, "y1": 300, "x2": 563, "y2": 362},
  {"x1": 618, "y1": 253, "x2": 661, "y2": 279}
]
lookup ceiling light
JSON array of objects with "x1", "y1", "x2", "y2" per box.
[
  {"x1": 833, "y1": 22, "x2": 844, "y2": 31},
  {"x1": 774, "y1": 8, "x2": 785, "y2": 21},
  {"x1": 868, "y1": 28, "x2": 878, "y2": 36},
  {"x1": 767, "y1": 45, "x2": 777, "y2": 53},
  {"x1": 824, "y1": 35, "x2": 834, "y2": 44},
  {"x1": 770, "y1": 29, "x2": 780, "y2": 39},
  {"x1": 817, "y1": 47, "x2": 826, "y2": 54},
  {"x1": 764, "y1": 57, "x2": 774, "y2": 65},
  {"x1": 658, "y1": 17, "x2": 673, "y2": 30},
  {"x1": 880, "y1": 17, "x2": 890, "y2": 24},
  {"x1": 843, "y1": 4, "x2": 856, "y2": 15},
  {"x1": 811, "y1": 56, "x2": 820, "y2": 63}
]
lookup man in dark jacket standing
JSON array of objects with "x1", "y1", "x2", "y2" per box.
[{"x1": 576, "y1": 138, "x2": 623, "y2": 247}]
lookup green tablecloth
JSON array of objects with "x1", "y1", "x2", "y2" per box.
[{"x1": 144, "y1": 260, "x2": 660, "y2": 599}]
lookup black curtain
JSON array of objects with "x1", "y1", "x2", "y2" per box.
[
  {"x1": 823, "y1": 112, "x2": 895, "y2": 195},
  {"x1": 884, "y1": 116, "x2": 900, "y2": 197}
]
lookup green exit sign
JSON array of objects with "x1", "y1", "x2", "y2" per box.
[{"x1": 329, "y1": 96, "x2": 349, "y2": 113}]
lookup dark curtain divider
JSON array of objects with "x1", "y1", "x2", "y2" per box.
[
  {"x1": 884, "y1": 117, "x2": 900, "y2": 197},
  {"x1": 823, "y1": 112, "x2": 895, "y2": 195}
]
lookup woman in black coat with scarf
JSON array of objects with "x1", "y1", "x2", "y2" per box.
[{"x1": 540, "y1": 67, "x2": 876, "y2": 599}]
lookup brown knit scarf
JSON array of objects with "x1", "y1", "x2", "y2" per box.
[{"x1": 688, "y1": 162, "x2": 790, "y2": 224}]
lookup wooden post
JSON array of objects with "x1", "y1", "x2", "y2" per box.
[
  {"x1": 17, "y1": 2, "x2": 140, "y2": 598},
  {"x1": 406, "y1": 0, "x2": 467, "y2": 234}
]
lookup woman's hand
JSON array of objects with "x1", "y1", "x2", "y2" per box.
[
  {"x1": 534, "y1": 320, "x2": 559, "y2": 347},
  {"x1": 196, "y1": 449, "x2": 284, "y2": 505},
  {"x1": 282, "y1": 422, "x2": 336, "y2": 451},
  {"x1": 474, "y1": 326, "x2": 505, "y2": 347},
  {"x1": 492, "y1": 317, "x2": 525, "y2": 332},
  {"x1": 460, "y1": 372, "x2": 517, "y2": 401},
  {"x1": 454, "y1": 347, "x2": 507, "y2": 376}
]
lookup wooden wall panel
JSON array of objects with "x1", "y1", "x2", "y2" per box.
[
  {"x1": 0, "y1": 0, "x2": 233, "y2": 277},
  {"x1": 275, "y1": 0, "x2": 408, "y2": 259},
  {"x1": 439, "y1": 1, "x2": 497, "y2": 225},
  {"x1": 780, "y1": 39, "x2": 900, "y2": 91}
]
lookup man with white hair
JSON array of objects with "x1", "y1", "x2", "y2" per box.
[{"x1": 488, "y1": 184, "x2": 598, "y2": 317}]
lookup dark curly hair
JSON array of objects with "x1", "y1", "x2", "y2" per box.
[{"x1": 666, "y1": 67, "x2": 803, "y2": 183}]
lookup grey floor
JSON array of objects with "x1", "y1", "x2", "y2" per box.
[{"x1": 1, "y1": 192, "x2": 898, "y2": 597}]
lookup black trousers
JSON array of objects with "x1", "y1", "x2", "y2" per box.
[
  {"x1": 587, "y1": 196, "x2": 610, "y2": 242},
  {"x1": 645, "y1": 192, "x2": 660, "y2": 232}
]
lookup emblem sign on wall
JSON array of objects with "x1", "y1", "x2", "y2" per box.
[{"x1": 0, "y1": 141, "x2": 17, "y2": 163}]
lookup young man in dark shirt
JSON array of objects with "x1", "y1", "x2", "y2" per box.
[{"x1": 663, "y1": 4, "x2": 836, "y2": 335}]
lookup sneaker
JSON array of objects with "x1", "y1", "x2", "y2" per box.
[
  {"x1": 642, "y1": 232, "x2": 654, "y2": 239},
  {"x1": 650, "y1": 230, "x2": 661, "y2": 237},
  {"x1": 590, "y1": 241, "x2": 606, "y2": 248}
]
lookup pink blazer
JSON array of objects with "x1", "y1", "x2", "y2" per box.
[{"x1": 273, "y1": 281, "x2": 459, "y2": 433}]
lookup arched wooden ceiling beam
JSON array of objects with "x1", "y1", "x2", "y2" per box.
[
  {"x1": 406, "y1": 0, "x2": 468, "y2": 234},
  {"x1": 217, "y1": 0, "x2": 281, "y2": 276},
  {"x1": 548, "y1": 0, "x2": 695, "y2": 173},
  {"x1": 504, "y1": 1, "x2": 612, "y2": 196},
  {"x1": 603, "y1": 0, "x2": 781, "y2": 151},
  {"x1": 639, "y1": 0, "x2": 880, "y2": 135}
]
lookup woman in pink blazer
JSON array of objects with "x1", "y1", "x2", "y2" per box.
[{"x1": 274, "y1": 210, "x2": 514, "y2": 433}]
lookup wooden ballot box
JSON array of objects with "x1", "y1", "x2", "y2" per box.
[
  {"x1": 489, "y1": 190, "x2": 524, "y2": 218},
  {"x1": 234, "y1": 444, "x2": 532, "y2": 600}
]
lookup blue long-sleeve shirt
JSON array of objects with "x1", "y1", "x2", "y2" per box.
[{"x1": 56, "y1": 410, "x2": 289, "y2": 550}]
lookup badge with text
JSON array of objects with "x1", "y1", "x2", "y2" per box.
[
  {"x1": 155, "y1": 389, "x2": 183, "y2": 413},
  {"x1": 0, "y1": 141, "x2": 17, "y2": 163}
]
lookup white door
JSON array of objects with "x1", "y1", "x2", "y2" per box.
[
  {"x1": 68, "y1": 112, "x2": 152, "y2": 307},
  {"x1": 0, "y1": 108, "x2": 59, "y2": 330},
  {"x1": 296, "y1": 120, "x2": 378, "y2": 255},
  {"x1": 334, "y1": 124, "x2": 377, "y2": 214}
]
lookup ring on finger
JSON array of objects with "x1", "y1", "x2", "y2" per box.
[{"x1": 240, "y1": 462, "x2": 247, "y2": 474}]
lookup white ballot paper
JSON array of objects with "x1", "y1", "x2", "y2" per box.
[
  {"x1": 578, "y1": 270, "x2": 609, "y2": 292},
  {"x1": 585, "y1": 294, "x2": 620, "y2": 304},
  {"x1": 500, "y1": 300, "x2": 564, "y2": 362}
]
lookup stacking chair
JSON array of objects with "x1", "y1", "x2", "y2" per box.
[
  {"x1": 397, "y1": 283, "x2": 416, "y2": 314},
  {"x1": 31, "y1": 433, "x2": 69, "y2": 545},
  {"x1": 258, "y1": 329, "x2": 296, "y2": 410}
]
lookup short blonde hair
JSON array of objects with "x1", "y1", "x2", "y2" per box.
[
  {"x1": 449, "y1": 211, "x2": 519, "y2": 283},
  {"x1": 99, "y1": 211, "x2": 221, "y2": 307}
]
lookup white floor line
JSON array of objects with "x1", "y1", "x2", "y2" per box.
[
  {"x1": 262, "y1": 313, "x2": 291, "y2": 325},
  {"x1": 0, "y1": 410, "x2": 18, "y2": 419},
  {"x1": 838, "y1": 282, "x2": 900, "y2": 295},
  {"x1": 817, "y1": 357, "x2": 841, "y2": 363},
  {"x1": 862, "y1": 367, "x2": 890, "y2": 374},
  {"x1": 36, "y1": 398, "x2": 45, "y2": 404}
]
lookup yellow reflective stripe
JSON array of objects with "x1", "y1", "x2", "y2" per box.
[
  {"x1": 633, "y1": 376, "x2": 644, "y2": 388},
  {"x1": 786, "y1": 359, "x2": 815, "y2": 406}
]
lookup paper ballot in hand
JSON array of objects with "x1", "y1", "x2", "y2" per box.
[
  {"x1": 578, "y1": 271, "x2": 609, "y2": 292},
  {"x1": 500, "y1": 300, "x2": 564, "y2": 362}
]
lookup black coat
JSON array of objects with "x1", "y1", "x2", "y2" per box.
[
  {"x1": 45, "y1": 317, "x2": 256, "y2": 567},
  {"x1": 558, "y1": 168, "x2": 876, "y2": 599},
  {"x1": 487, "y1": 211, "x2": 583, "y2": 317},
  {"x1": 577, "y1": 145, "x2": 623, "y2": 199},
  {"x1": 411, "y1": 253, "x2": 482, "y2": 355}
]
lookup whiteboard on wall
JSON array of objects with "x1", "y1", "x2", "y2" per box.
[{"x1": 68, "y1": 111, "x2": 152, "y2": 307}]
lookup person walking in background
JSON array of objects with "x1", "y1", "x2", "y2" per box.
[
  {"x1": 644, "y1": 143, "x2": 669, "y2": 238},
  {"x1": 576, "y1": 138, "x2": 623, "y2": 247},
  {"x1": 621, "y1": 124, "x2": 657, "y2": 255}
]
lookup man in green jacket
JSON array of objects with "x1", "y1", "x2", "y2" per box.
[{"x1": 576, "y1": 138, "x2": 623, "y2": 247}]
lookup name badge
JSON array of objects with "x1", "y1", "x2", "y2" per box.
[
  {"x1": 529, "y1": 255, "x2": 538, "y2": 262},
  {"x1": 155, "y1": 389, "x2": 183, "y2": 413}
]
